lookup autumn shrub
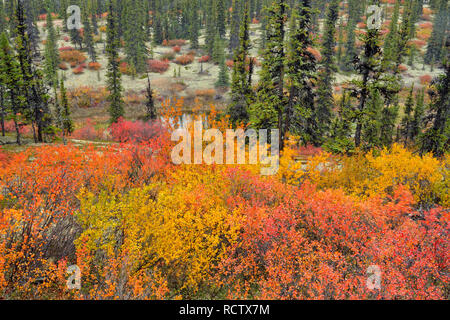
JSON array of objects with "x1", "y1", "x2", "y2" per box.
[
  {"x1": 148, "y1": 59, "x2": 170, "y2": 74},
  {"x1": 420, "y1": 74, "x2": 432, "y2": 85},
  {"x1": 119, "y1": 61, "x2": 132, "y2": 75},
  {"x1": 59, "y1": 62, "x2": 68, "y2": 70},
  {"x1": 60, "y1": 49, "x2": 87, "y2": 65},
  {"x1": 167, "y1": 39, "x2": 186, "y2": 47},
  {"x1": 195, "y1": 89, "x2": 216, "y2": 99},
  {"x1": 172, "y1": 45, "x2": 181, "y2": 53},
  {"x1": 198, "y1": 55, "x2": 210, "y2": 63},
  {"x1": 174, "y1": 54, "x2": 194, "y2": 66},
  {"x1": 88, "y1": 61, "x2": 101, "y2": 70},
  {"x1": 68, "y1": 86, "x2": 109, "y2": 108},
  {"x1": 72, "y1": 65, "x2": 85, "y2": 75},
  {"x1": 109, "y1": 117, "x2": 166, "y2": 143},
  {"x1": 279, "y1": 143, "x2": 449, "y2": 207},
  {"x1": 160, "y1": 51, "x2": 175, "y2": 61}
]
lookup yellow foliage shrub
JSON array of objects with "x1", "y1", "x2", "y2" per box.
[
  {"x1": 279, "y1": 143, "x2": 449, "y2": 206},
  {"x1": 76, "y1": 166, "x2": 242, "y2": 297}
]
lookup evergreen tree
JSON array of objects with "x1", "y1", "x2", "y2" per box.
[
  {"x1": 228, "y1": 2, "x2": 253, "y2": 125},
  {"x1": 124, "y1": 0, "x2": 148, "y2": 73},
  {"x1": 216, "y1": 0, "x2": 226, "y2": 39},
  {"x1": 0, "y1": 31, "x2": 23, "y2": 144},
  {"x1": 215, "y1": 40, "x2": 229, "y2": 88},
  {"x1": 55, "y1": 78, "x2": 73, "y2": 144},
  {"x1": 382, "y1": 0, "x2": 400, "y2": 66},
  {"x1": 411, "y1": 87, "x2": 425, "y2": 143},
  {"x1": 0, "y1": 0, "x2": 6, "y2": 34},
  {"x1": 44, "y1": 4, "x2": 60, "y2": 86},
  {"x1": 341, "y1": 1, "x2": 359, "y2": 71},
  {"x1": 284, "y1": 1, "x2": 318, "y2": 146},
  {"x1": 424, "y1": 0, "x2": 448, "y2": 65},
  {"x1": 15, "y1": 0, "x2": 52, "y2": 143},
  {"x1": 315, "y1": 0, "x2": 339, "y2": 142},
  {"x1": 229, "y1": 0, "x2": 240, "y2": 53},
  {"x1": 204, "y1": 0, "x2": 216, "y2": 55},
  {"x1": 83, "y1": 0, "x2": 97, "y2": 62},
  {"x1": 326, "y1": 90, "x2": 355, "y2": 153},
  {"x1": 420, "y1": 40, "x2": 449, "y2": 156},
  {"x1": 348, "y1": 3, "x2": 399, "y2": 149},
  {"x1": 400, "y1": 84, "x2": 415, "y2": 145},
  {"x1": 250, "y1": 0, "x2": 287, "y2": 147},
  {"x1": 144, "y1": 73, "x2": 157, "y2": 121},
  {"x1": 188, "y1": 0, "x2": 199, "y2": 49},
  {"x1": 106, "y1": 0, "x2": 124, "y2": 124}
]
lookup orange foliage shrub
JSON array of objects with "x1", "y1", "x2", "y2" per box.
[
  {"x1": 88, "y1": 62, "x2": 101, "y2": 70},
  {"x1": 59, "y1": 62, "x2": 68, "y2": 70},
  {"x1": 72, "y1": 65, "x2": 85, "y2": 75},
  {"x1": 68, "y1": 86, "x2": 109, "y2": 108},
  {"x1": 60, "y1": 49, "x2": 87, "y2": 65},
  {"x1": 195, "y1": 89, "x2": 216, "y2": 98},
  {"x1": 175, "y1": 54, "x2": 195, "y2": 65}
]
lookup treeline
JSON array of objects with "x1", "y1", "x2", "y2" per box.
[{"x1": 0, "y1": 0, "x2": 448, "y2": 156}]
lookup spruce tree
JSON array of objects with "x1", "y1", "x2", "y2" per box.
[
  {"x1": 411, "y1": 87, "x2": 425, "y2": 143},
  {"x1": 15, "y1": 0, "x2": 52, "y2": 143},
  {"x1": 229, "y1": 0, "x2": 240, "y2": 53},
  {"x1": 144, "y1": 74, "x2": 157, "y2": 121},
  {"x1": 216, "y1": 0, "x2": 226, "y2": 39},
  {"x1": 420, "y1": 40, "x2": 449, "y2": 156},
  {"x1": 188, "y1": 1, "x2": 199, "y2": 49},
  {"x1": 55, "y1": 78, "x2": 73, "y2": 144},
  {"x1": 83, "y1": 0, "x2": 97, "y2": 62},
  {"x1": 424, "y1": 0, "x2": 448, "y2": 65},
  {"x1": 124, "y1": 0, "x2": 148, "y2": 73},
  {"x1": 106, "y1": 0, "x2": 124, "y2": 124},
  {"x1": 400, "y1": 84, "x2": 415, "y2": 146},
  {"x1": 348, "y1": 2, "x2": 399, "y2": 149},
  {"x1": 44, "y1": 4, "x2": 60, "y2": 86},
  {"x1": 228, "y1": 3, "x2": 253, "y2": 125},
  {"x1": 284, "y1": 1, "x2": 318, "y2": 146},
  {"x1": 315, "y1": 0, "x2": 339, "y2": 142},
  {"x1": 340, "y1": 6, "x2": 357, "y2": 72},
  {"x1": 0, "y1": 31, "x2": 23, "y2": 144},
  {"x1": 215, "y1": 40, "x2": 229, "y2": 88}
]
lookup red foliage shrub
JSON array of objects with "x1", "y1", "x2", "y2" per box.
[
  {"x1": 71, "y1": 119, "x2": 103, "y2": 140},
  {"x1": 148, "y1": 59, "x2": 170, "y2": 74},
  {"x1": 119, "y1": 62, "x2": 131, "y2": 75},
  {"x1": 59, "y1": 46, "x2": 75, "y2": 51},
  {"x1": 109, "y1": 118, "x2": 166, "y2": 143},
  {"x1": 198, "y1": 55, "x2": 211, "y2": 63},
  {"x1": 420, "y1": 74, "x2": 432, "y2": 85},
  {"x1": 398, "y1": 64, "x2": 408, "y2": 72},
  {"x1": 172, "y1": 45, "x2": 181, "y2": 53},
  {"x1": 72, "y1": 65, "x2": 85, "y2": 75},
  {"x1": 226, "y1": 59, "x2": 234, "y2": 68}
]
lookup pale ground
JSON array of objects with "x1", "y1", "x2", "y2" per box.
[{"x1": 36, "y1": 18, "x2": 445, "y2": 114}]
